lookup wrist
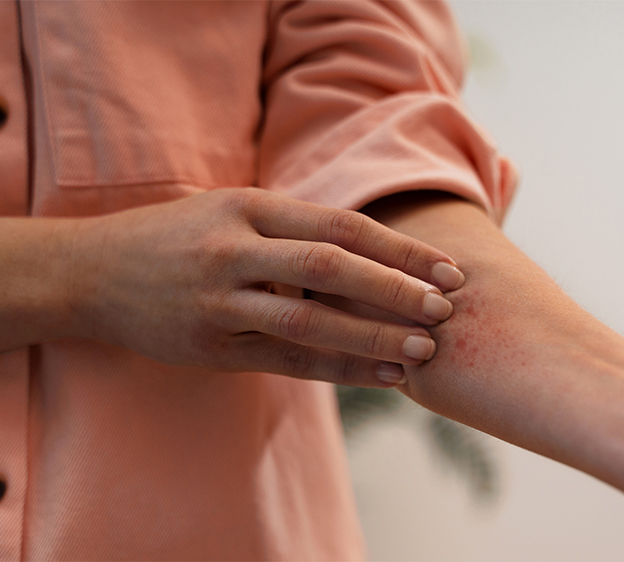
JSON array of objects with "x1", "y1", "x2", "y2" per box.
[
  {"x1": 37, "y1": 217, "x2": 90, "y2": 342},
  {"x1": 0, "y1": 217, "x2": 83, "y2": 350},
  {"x1": 63, "y1": 214, "x2": 115, "y2": 344}
]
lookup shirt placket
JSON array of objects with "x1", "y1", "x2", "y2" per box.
[{"x1": 0, "y1": 1, "x2": 32, "y2": 560}]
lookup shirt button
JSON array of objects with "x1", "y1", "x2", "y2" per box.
[
  {"x1": 0, "y1": 99, "x2": 8, "y2": 129},
  {"x1": 0, "y1": 477, "x2": 6, "y2": 502}
]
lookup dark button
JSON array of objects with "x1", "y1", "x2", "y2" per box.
[
  {"x1": 0, "y1": 99, "x2": 8, "y2": 129},
  {"x1": 0, "y1": 477, "x2": 6, "y2": 502}
]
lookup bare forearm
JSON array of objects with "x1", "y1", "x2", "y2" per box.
[
  {"x1": 0, "y1": 217, "x2": 80, "y2": 351},
  {"x1": 363, "y1": 192, "x2": 624, "y2": 491}
]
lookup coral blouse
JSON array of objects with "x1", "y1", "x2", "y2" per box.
[{"x1": 0, "y1": 1, "x2": 515, "y2": 560}]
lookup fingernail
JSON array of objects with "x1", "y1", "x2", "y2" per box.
[
  {"x1": 403, "y1": 335, "x2": 436, "y2": 361},
  {"x1": 432, "y1": 262, "x2": 465, "y2": 291},
  {"x1": 423, "y1": 293, "x2": 453, "y2": 321},
  {"x1": 377, "y1": 362, "x2": 407, "y2": 384}
]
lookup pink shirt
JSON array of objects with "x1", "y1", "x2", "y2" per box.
[{"x1": 0, "y1": 1, "x2": 516, "y2": 560}]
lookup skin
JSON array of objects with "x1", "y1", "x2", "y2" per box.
[
  {"x1": 5, "y1": 187, "x2": 624, "y2": 491},
  {"x1": 360, "y1": 191, "x2": 624, "y2": 492},
  {"x1": 0, "y1": 187, "x2": 463, "y2": 388}
]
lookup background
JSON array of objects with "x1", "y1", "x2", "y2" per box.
[{"x1": 345, "y1": 2, "x2": 624, "y2": 560}]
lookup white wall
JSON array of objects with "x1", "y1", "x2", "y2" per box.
[{"x1": 349, "y1": 2, "x2": 624, "y2": 560}]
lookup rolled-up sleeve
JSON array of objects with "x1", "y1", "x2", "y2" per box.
[{"x1": 258, "y1": 0, "x2": 517, "y2": 224}]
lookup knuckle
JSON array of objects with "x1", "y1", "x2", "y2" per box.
[
  {"x1": 325, "y1": 210, "x2": 366, "y2": 246},
  {"x1": 296, "y1": 244, "x2": 343, "y2": 286},
  {"x1": 276, "y1": 304, "x2": 315, "y2": 342},
  {"x1": 398, "y1": 239, "x2": 422, "y2": 271},
  {"x1": 281, "y1": 344, "x2": 314, "y2": 377},
  {"x1": 333, "y1": 357, "x2": 360, "y2": 386},
  {"x1": 193, "y1": 325, "x2": 230, "y2": 370},
  {"x1": 382, "y1": 271, "x2": 410, "y2": 310},
  {"x1": 222, "y1": 187, "x2": 263, "y2": 217},
  {"x1": 195, "y1": 238, "x2": 244, "y2": 276},
  {"x1": 363, "y1": 323, "x2": 387, "y2": 358}
]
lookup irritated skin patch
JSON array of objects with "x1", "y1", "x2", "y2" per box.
[{"x1": 408, "y1": 284, "x2": 530, "y2": 412}]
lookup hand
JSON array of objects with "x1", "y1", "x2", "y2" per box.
[{"x1": 67, "y1": 188, "x2": 465, "y2": 387}]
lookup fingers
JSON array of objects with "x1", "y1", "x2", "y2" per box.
[
  {"x1": 250, "y1": 238, "x2": 453, "y2": 326},
  {"x1": 244, "y1": 191, "x2": 465, "y2": 292},
  {"x1": 239, "y1": 291, "x2": 437, "y2": 366},
  {"x1": 223, "y1": 332, "x2": 411, "y2": 388}
]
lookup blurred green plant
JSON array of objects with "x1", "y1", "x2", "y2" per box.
[
  {"x1": 336, "y1": 384, "x2": 402, "y2": 433},
  {"x1": 467, "y1": 32, "x2": 498, "y2": 72},
  {"x1": 465, "y1": 31, "x2": 507, "y2": 87},
  {"x1": 336, "y1": 385, "x2": 499, "y2": 502}
]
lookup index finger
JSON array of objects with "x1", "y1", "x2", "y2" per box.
[{"x1": 245, "y1": 191, "x2": 465, "y2": 291}]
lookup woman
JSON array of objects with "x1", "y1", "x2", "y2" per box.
[{"x1": 1, "y1": 1, "x2": 621, "y2": 561}]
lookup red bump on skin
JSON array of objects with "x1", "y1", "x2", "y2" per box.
[
  {"x1": 466, "y1": 345, "x2": 479, "y2": 364},
  {"x1": 450, "y1": 332, "x2": 481, "y2": 368}
]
